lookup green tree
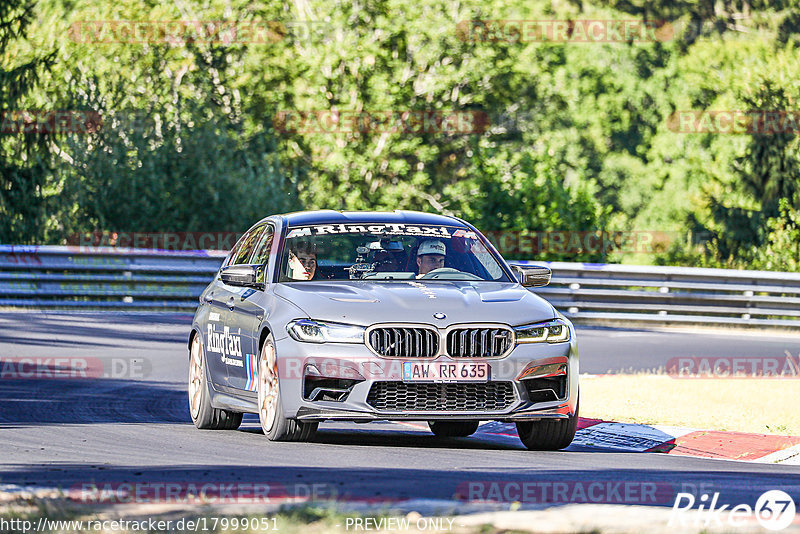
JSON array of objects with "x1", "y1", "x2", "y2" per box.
[
  {"x1": 0, "y1": 0, "x2": 55, "y2": 243},
  {"x1": 750, "y1": 198, "x2": 800, "y2": 271},
  {"x1": 447, "y1": 144, "x2": 608, "y2": 261}
]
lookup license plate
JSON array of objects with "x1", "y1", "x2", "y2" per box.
[{"x1": 402, "y1": 361, "x2": 490, "y2": 382}]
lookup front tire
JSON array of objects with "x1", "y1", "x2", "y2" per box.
[
  {"x1": 188, "y1": 334, "x2": 242, "y2": 430},
  {"x1": 516, "y1": 396, "x2": 579, "y2": 451},
  {"x1": 257, "y1": 334, "x2": 317, "y2": 441},
  {"x1": 428, "y1": 420, "x2": 480, "y2": 437}
]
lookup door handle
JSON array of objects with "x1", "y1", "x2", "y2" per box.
[
  {"x1": 204, "y1": 294, "x2": 213, "y2": 303},
  {"x1": 227, "y1": 297, "x2": 236, "y2": 310}
]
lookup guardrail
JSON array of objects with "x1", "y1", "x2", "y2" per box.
[
  {"x1": 0, "y1": 245, "x2": 225, "y2": 311},
  {"x1": 3, "y1": 246, "x2": 800, "y2": 328},
  {"x1": 516, "y1": 260, "x2": 800, "y2": 328}
]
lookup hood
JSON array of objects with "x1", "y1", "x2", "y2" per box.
[{"x1": 273, "y1": 280, "x2": 556, "y2": 327}]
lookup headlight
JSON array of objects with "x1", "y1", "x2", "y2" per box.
[
  {"x1": 287, "y1": 319, "x2": 366, "y2": 344},
  {"x1": 514, "y1": 318, "x2": 570, "y2": 344}
]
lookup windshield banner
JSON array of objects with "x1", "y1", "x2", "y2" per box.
[{"x1": 286, "y1": 224, "x2": 477, "y2": 239}]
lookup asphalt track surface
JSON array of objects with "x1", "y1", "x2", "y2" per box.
[{"x1": 1, "y1": 312, "x2": 799, "y2": 513}]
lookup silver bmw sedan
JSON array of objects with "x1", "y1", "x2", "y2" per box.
[{"x1": 188, "y1": 210, "x2": 578, "y2": 450}]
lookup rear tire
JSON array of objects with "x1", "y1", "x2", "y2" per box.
[
  {"x1": 188, "y1": 334, "x2": 243, "y2": 430},
  {"x1": 428, "y1": 420, "x2": 480, "y2": 437},
  {"x1": 258, "y1": 334, "x2": 317, "y2": 441},
  {"x1": 516, "y1": 396, "x2": 578, "y2": 451}
]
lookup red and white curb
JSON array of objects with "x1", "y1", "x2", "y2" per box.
[{"x1": 475, "y1": 420, "x2": 800, "y2": 464}]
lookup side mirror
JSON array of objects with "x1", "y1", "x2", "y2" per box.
[
  {"x1": 220, "y1": 264, "x2": 262, "y2": 289},
  {"x1": 511, "y1": 264, "x2": 551, "y2": 288}
]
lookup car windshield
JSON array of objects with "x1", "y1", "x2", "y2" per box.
[{"x1": 277, "y1": 223, "x2": 511, "y2": 283}]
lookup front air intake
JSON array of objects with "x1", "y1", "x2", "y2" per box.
[
  {"x1": 446, "y1": 327, "x2": 513, "y2": 358},
  {"x1": 367, "y1": 327, "x2": 439, "y2": 358},
  {"x1": 366, "y1": 381, "x2": 517, "y2": 412}
]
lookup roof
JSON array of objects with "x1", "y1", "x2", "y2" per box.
[{"x1": 279, "y1": 210, "x2": 467, "y2": 227}]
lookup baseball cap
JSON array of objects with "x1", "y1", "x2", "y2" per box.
[{"x1": 417, "y1": 240, "x2": 446, "y2": 256}]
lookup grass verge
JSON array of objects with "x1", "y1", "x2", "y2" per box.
[{"x1": 580, "y1": 374, "x2": 800, "y2": 435}]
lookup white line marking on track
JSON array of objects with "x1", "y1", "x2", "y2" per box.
[
  {"x1": 755, "y1": 443, "x2": 800, "y2": 465},
  {"x1": 571, "y1": 422, "x2": 680, "y2": 452}
]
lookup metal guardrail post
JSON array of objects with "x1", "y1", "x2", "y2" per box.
[
  {"x1": 3, "y1": 247, "x2": 800, "y2": 327},
  {"x1": 515, "y1": 260, "x2": 800, "y2": 328}
]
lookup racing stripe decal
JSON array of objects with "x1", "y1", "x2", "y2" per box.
[
  {"x1": 244, "y1": 353, "x2": 257, "y2": 391},
  {"x1": 244, "y1": 354, "x2": 251, "y2": 391},
  {"x1": 251, "y1": 353, "x2": 257, "y2": 391}
]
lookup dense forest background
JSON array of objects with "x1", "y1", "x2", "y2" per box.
[{"x1": 2, "y1": 0, "x2": 800, "y2": 268}]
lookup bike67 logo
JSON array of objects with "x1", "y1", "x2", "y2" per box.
[{"x1": 670, "y1": 489, "x2": 796, "y2": 530}]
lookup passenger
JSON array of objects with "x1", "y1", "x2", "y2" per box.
[
  {"x1": 416, "y1": 240, "x2": 446, "y2": 277},
  {"x1": 288, "y1": 242, "x2": 317, "y2": 280}
]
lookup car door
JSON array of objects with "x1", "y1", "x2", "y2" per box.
[
  {"x1": 225, "y1": 223, "x2": 276, "y2": 392},
  {"x1": 222, "y1": 223, "x2": 271, "y2": 392},
  {"x1": 202, "y1": 235, "x2": 251, "y2": 390}
]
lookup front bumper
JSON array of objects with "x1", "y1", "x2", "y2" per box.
[
  {"x1": 274, "y1": 323, "x2": 579, "y2": 423},
  {"x1": 294, "y1": 403, "x2": 574, "y2": 422}
]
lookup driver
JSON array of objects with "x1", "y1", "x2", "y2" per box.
[
  {"x1": 287, "y1": 241, "x2": 317, "y2": 280},
  {"x1": 416, "y1": 240, "x2": 446, "y2": 277}
]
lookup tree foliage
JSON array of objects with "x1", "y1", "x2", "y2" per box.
[
  {"x1": 0, "y1": 0, "x2": 55, "y2": 242},
  {"x1": 1, "y1": 0, "x2": 800, "y2": 268}
]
